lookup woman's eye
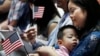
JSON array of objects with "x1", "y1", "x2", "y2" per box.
[
  {"x1": 69, "y1": 8, "x2": 75, "y2": 14},
  {"x1": 70, "y1": 10, "x2": 74, "y2": 14}
]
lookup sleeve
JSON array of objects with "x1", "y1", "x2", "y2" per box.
[
  {"x1": 8, "y1": 0, "x2": 26, "y2": 21},
  {"x1": 12, "y1": 1, "x2": 25, "y2": 20},
  {"x1": 7, "y1": 0, "x2": 16, "y2": 21},
  {"x1": 70, "y1": 31, "x2": 100, "y2": 56}
]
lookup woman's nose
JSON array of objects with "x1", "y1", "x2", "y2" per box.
[{"x1": 70, "y1": 14, "x2": 75, "y2": 21}]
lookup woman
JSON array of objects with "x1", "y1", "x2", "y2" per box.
[{"x1": 68, "y1": 0, "x2": 100, "y2": 56}]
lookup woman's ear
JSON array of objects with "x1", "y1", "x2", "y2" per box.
[{"x1": 57, "y1": 39, "x2": 63, "y2": 45}]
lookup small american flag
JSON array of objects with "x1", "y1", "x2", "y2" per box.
[
  {"x1": 1, "y1": 31, "x2": 24, "y2": 55},
  {"x1": 33, "y1": 6, "x2": 45, "y2": 19}
]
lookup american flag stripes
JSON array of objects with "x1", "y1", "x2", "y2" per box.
[
  {"x1": 33, "y1": 6, "x2": 45, "y2": 19},
  {"x1": 1, "y1": 32, "x2": 24, "y2": 55}
]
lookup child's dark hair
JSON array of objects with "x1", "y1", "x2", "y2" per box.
[{"x1": 57, "y1": 25, "x2": 79, "y2": 39}]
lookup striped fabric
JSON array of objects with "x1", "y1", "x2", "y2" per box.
[{"x1": 8, "y1": 0, "x2": 25, "y2": 21}]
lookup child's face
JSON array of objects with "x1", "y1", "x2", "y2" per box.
[{"x1": 58, "y1": 28, "x2": 79, "y2": 52}]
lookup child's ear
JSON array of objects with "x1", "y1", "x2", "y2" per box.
[{"x1": 58, "y1": 39, "x2": 63, "y2": 45}]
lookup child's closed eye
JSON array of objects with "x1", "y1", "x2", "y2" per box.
[{"x1": 67, "y1": 36, "x2": 73, "y2": 38}]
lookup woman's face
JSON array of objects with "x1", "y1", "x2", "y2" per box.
[{"x1": 68, "y1": 1, "x2": 87, "y2": 29}]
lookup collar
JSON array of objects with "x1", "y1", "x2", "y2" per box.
[
  {"x1": 93, "y1": 21, "x2": 100, "y2": 31},
  {"x1": 59, "y1": 45, "x2": 69, "y2": 54}
]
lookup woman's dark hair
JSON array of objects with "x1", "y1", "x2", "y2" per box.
[
  {"x1": 69, "y1": 0, "x2": 100, "y2": 31},
  {"x1": 28, "y1": 0, "x2": 35, "y2": 3},
  {"x1": 57, "y1": 25, "x2": 79, "y2": 39}
]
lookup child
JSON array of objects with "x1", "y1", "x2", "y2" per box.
[{"x1": 56, "y1": 25, "x2": 79, "y2": 56}]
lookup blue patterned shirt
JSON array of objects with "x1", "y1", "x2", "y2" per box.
[{"x1": 70, "y1": 23, "x2": 100, "y2": 56}]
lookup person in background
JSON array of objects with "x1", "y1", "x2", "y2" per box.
[
  {"x1": 47, "y1": 0, "x2": 71, "y2": 36},
  {"x1": 47, "y1": 0, "x2": 73, "y2": 46},
  {"x1": 0, "y1": 0, "x2": 36, "y2": 56},
  {"x1": 54, "y1": 0, "x2": 64, "y2": 17},
  {"x1": 0, "y1": 0, "x2": 11, "y2": 29},
  {"x1": 0, "y1": 0, "x2": 59, "y2": 55},
  {"x1": 0, "y1": 0, "x2": 11, "y2": 53},
  {"x1": 34, "y1": 0, "x2": 60, "y2": 37}
]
